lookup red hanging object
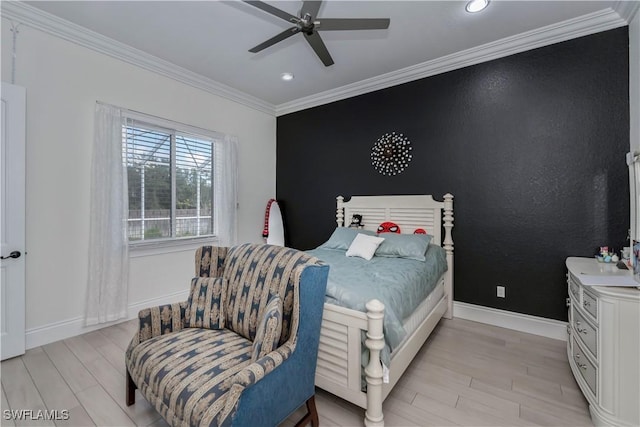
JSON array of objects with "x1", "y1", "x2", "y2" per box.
[{"x1": 263, "y1": 199, "x2": 277, "y2": 239}]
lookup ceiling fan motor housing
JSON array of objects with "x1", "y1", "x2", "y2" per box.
[
  {"x1": 298, "y1": 13, "x2": 315, "y2": 34},
  {"x1": 244, "y1": 0, "x2": 390, "y2": 66}
]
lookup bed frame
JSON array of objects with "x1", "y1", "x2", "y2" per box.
[{"x1": 314, "y1": 194, "x2": 454, "y2": 426}]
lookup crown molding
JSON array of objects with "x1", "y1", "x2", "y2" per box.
[
  {"x1": 275, "y1": 7, "x2": 628, "y2": 116},
  {"x1": 1, "y1": 2, "x2": 631, "y2": 118},
  {"x1": 613, "y1": 0, "x2": 640, "y2": 22},
  {"x1": 1, "y1": 1, "x2": 277, "y2": 116}
]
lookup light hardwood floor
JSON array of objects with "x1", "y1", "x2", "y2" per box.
[{"x1": 1, "y1": 317, "x2": 593, "y2": 427}]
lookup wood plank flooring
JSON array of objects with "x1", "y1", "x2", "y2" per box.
[{"x1": 1, "y1": 318, "x2": 593, "y2": 426}]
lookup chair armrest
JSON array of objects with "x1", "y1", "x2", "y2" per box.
[
  {"x1": 233, "y1": 344, "x2": 294, "y2": 387},
  {"x1": 135, "y1": 301, "x2": 188, "y2": 345},
  {"x1": 218, "y1": 343, "x2": 295, "y2": 424},
  {"x1": 218, "y1": 263, "x2": 329, "y2": 427}
]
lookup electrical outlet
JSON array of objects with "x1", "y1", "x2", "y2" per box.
[{"x1": 497, "y1": 285, "x2": 506, "y2": 298}]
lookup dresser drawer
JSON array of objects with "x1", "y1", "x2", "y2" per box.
[
  {"x1": 571, "y1": 337, "x2": 597, "y2": 397},
  {"x1": 568, "y1": 274, "x2": 581, "y2": 300},
  {"x1": 582, "y1": 289, "x2": 598, "y2": 321},
  {"x1": 572, "y1": 308, "x2": 597, "y2": 358}
]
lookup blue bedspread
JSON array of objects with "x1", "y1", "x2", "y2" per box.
[{"x1": 306, "y1": 244, "x2": 447, "y2": 361}]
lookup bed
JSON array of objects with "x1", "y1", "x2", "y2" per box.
[{"x1": 310, "y1": 194, "x2": 454, "y2": 426}]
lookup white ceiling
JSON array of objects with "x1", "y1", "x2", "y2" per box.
[{"x1": 16, "y1": 1, "x2": 633, "y2": 112}]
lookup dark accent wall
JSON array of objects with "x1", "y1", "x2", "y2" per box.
[{"x1": 276, "y1": 28, "x2": 630, "y2": 321}]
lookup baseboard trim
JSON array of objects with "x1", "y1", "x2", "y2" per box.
[
  {"x1": 453, "y1": 301, "x2": 568, "y2": 341},
  {"x1": 25, "y1": 289, "x2": 189, "y2": 349},
  {"x1": 27, "y1": 294, "x2": 568, "y2": 349}
]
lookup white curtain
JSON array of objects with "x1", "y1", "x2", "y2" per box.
[
  {"x1": 215, "y1": 135, "x2": 238, "y2": 246},
  {"x1": 85, "y1": 103, "x2": 129, "y2": 326}
]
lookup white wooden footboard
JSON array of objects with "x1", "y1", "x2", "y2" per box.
[
  {"x1": 317, "y1": 303, "x2": 369, "y2": 408},
  {"x1": 315, "y1": 282, "x2": 448, "y2": 426},
  {"x1": 315, "y1": 300, "x2": 388, "y2": 426}
]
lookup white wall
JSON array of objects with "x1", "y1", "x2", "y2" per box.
[{"x1": 1, "y1": 19, "x2": 276, "y2": 346}]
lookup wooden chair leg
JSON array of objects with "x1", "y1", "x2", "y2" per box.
[
  {"x1": 126, "y1": 369, "x2": 136, "y2": 406},
  {"x1": 294, "y1": 396, "x2": 319, "y2": 427},
  {"x1": 307, "y1": 396, "x2": 319, "y2": 427}
]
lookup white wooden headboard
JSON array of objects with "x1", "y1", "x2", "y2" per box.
[
  {"x1": 335, "y1": 193, "x2": 455, "y2": 319},
  {"x1": 335, "y1": 194, "x2": 453, "y2": 246}
]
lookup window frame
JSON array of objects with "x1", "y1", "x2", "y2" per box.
[{"x1": 121, "y1": 110, "x2": 225, "y2": 256}]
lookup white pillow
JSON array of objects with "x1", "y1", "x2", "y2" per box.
[{"x1": 346, "y1": 233, "x2": 385, "y2": 261}]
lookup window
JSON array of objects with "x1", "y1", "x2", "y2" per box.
[{"x1": 122, "y1": 114, "x2": 225, "y2": 244}]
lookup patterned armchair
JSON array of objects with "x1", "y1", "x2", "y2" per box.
[{"x1": 125, "y1": 244, "x2": 329, "y2": 427}]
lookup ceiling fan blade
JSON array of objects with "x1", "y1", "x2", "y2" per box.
[
  {"x1": 315, "y1": 18, "x2": 390, "y2": 31},
  {"x1": 243, "y1": 1, "x2": 299, "y2": 23},
  {"x1": 300, "y1": 1, "x2": 322, "y2": 18},
  {"x1": 304, "y1": 31, "x2": 334, "y2": 66},
  {"x1": 249, "y1": 27, "x2": 301, "y2": 53}
]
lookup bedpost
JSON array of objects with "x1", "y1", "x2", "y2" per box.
[
  {"x1": 364, "y1": 299, "x2": 385, "y2": 427},
  {"x1": 443, "y1": 193, "x2": 454, "y2": 319},
  {"x1": 336, "y1": 195, "x2": 345, "y2": 227}
]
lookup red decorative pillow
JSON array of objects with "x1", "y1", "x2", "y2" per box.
[
  {"x1": 377, "y1": 221, "x2": 401, "y2": 234},
  {"x1": 414, "y1": 228, "x2": 427, "y2": 234}
]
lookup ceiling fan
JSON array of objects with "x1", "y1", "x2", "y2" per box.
[{"x1": 243, "y1": 0, "x2": 390, "y2": 67}]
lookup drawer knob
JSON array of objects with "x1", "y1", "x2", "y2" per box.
[
  {"x1": 575, "y1": 321, "x2": 588, "y2": 334},
  {"x1": 574, "y1": 353, "x2": 588, "y2": 370},
  {"x1": 584, "y1": 301, "x2": 591, "y2": 308},
  {"x1": 566, "y1": 298, "x2": 571, "y2": 307}
]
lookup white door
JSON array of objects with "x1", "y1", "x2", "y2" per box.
[{"x1": 1, "y1": 82, "x2": 26, "y2": 360}]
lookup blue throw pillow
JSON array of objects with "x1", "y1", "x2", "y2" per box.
[
  {"x1": 318, "y1": 227, "x2": 375, "y2": 251},
  {"x1": 184, "y1": 277, "x2": 226, "y2": 329},
  {"x1": 375, "y1": 233, "x2": 433, "y2": 261}
]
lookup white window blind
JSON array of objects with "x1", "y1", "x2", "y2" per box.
[{"x1": 123, "y1": 117, "x2": 216, "y2": 243}]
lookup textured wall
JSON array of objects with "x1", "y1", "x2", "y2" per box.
[{"x1": 276, "y1": 28, "x2": 630, "y2": 321}]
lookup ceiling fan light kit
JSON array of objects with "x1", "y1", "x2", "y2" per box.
[{"x1": 243, "y1": 0, "x2": 390, "y2": 67}]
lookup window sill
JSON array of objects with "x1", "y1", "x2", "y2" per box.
[{"x1": 129, "y1": 236, "x2": 219, "y2": 258}]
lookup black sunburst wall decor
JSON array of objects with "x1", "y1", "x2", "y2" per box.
[{"x1": 370, "y1": 132, "x2": 413, "y2": 176}]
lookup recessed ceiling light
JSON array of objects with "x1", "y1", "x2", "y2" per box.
[
  {"x1": 281, "y1": 72, "x2": 295, "y2": 81},
  {"x1": 465, "y1": 0, "x2": 489, "y2": 13}
]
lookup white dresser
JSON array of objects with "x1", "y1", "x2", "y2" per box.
[{"x1": 566, "y1": 257, "x2": 640, "y2": 427}]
